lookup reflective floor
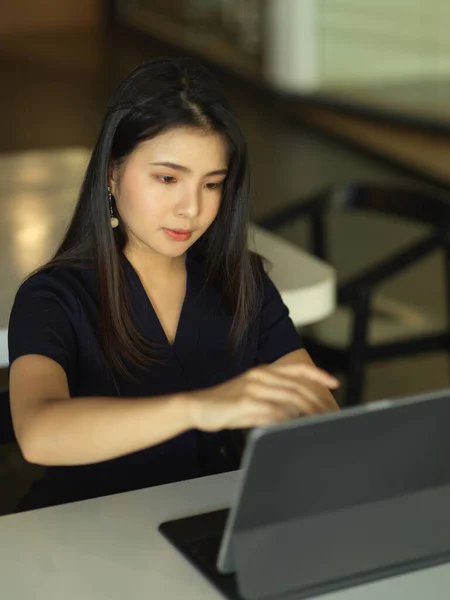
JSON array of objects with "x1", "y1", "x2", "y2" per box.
[
  {"x1": 0, "y1": 148, "x2": 89, "y2": 331},
  {"x1": 0, "y1": 24, "x2": 448, "y2": 515}
]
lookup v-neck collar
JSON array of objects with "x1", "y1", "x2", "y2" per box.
[{"x1": 122, "y1": 253, "x2": 204, "y2": 354}]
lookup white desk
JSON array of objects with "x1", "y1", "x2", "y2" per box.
[
  {"x1": 0, "y1": 471, "x2": 449, "y2": 600},
  {"x1": 0, "y1": 148, "x2": 336, "y2": 368}
]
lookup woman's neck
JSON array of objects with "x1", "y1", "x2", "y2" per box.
[{"x1": 124, "y1": 244, "x2": 186, "y2": 289}]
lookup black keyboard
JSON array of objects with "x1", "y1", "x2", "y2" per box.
[
  {"x1": 159, "y1": 508, "x2": 243, "y2": 600},
  {"x1": 184, "y1": 533, "x2": 223, "y2": 572}
]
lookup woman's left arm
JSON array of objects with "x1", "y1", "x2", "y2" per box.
[
  {"x1": 255, "y1": 267, "x2": 339, "y2": 414},
  {"x1": 273, "y1": 348, "x2": 339, "y2": 412}
]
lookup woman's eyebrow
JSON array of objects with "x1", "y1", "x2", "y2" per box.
[{"x1": 151, "y1": 162, "x2": 228, "y2": 176}]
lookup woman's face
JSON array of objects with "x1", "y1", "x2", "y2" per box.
[{"x1": 110, "y1": 126, "x2": 228, "y2": 259}]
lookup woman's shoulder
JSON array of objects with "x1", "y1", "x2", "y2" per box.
[
  {"x1": 14, "y1": 262, "x2": 96, "y2": 306},
  {"x1": 252, "y1": 254, "x2": 276, "y2": 297}
]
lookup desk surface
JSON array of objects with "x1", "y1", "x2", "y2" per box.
[
  {"x1": 0, "y1": 148, "x2": 335, "y2": 368},
  {"x1": 1, "y1": 471, "x2": 450, "y2": 600}
]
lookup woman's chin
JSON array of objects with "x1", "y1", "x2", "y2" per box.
[{"x1": 148, "y1": 241, "x2": 191, "y2": 259}]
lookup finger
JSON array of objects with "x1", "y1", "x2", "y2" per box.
[
  {"x1": 270, "y1": 363, "x2": 340, "y2": 389},
  {"x1": 270, "y1": 362, "x2": 339, "y2": 387},
  {"x1": 294, "y1": 381, "x2": 337, "y2": 413},
  {"x1": 245, "y1": 379, "x2": 311, "y2": 411},
  {"x1": 243, "y1": 400, "x2": 298, "y2": 428},
  {"x1": 247, "y1": 370, "x2": 335, "y2": 413},
  {"x1": 250, "y1": 368, "x2": 337, "y2": 411},
  {"x1": 249, "y1": 367, "x2": 316, "y2": 395}
]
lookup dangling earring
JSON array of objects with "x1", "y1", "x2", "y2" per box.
[{"x1": 108, "y1": 186, "x2": 119, "y2": 228}]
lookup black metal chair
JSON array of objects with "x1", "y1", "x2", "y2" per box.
[
  {"x1": 258, "y1": 183, "x2": 450, "y2": 406},
  {"x1": 0, "y1": 388, "x2": 15, "y2": 445}
]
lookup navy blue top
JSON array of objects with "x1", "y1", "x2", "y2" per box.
[{"x1": 8, "y1": 254, "x2": 302, "y2": 510}]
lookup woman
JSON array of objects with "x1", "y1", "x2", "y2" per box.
[{"x1": 8, "y1": 57, "x2": 339, "y2": 511}]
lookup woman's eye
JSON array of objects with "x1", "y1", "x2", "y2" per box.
[
  {"x1": 205, "y1": 182, "x2": 223, "y2": 190},
  {"x1": 157, "y1": 175, "x2": 177, "y2": 184}
]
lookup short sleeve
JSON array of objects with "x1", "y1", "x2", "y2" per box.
[
  {"x1": 256, "y1": 271, "x2": 303, "y2": 365},
  {"x1": 8, "y1": 274, "x2": 77, "y2": 377}
]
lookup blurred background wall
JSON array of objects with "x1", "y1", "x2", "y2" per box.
[
  {"x1": 316, "y1": 0, "x2": 450, "y2": 86},
  {"x1": 0, "y1": 0, "x2": 103, "y2": 35}
]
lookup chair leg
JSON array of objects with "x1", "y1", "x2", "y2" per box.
[
  {"x1": 444, "y1": 245, "x2": 450, "y2": 381},
  {"x1": 345, "y1": 287, "x2": 371, "y2": 407},
  {"x1": 310, "y1": 212, "x2": 328, "y2": 261}
]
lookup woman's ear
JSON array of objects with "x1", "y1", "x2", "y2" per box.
[{"x1": 108, "y1": 162, "x2": 119, "y2": 195}]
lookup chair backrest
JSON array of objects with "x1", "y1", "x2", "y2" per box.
[{"x1": 325, "y1": 183, "x2": 450, "y2": 229}]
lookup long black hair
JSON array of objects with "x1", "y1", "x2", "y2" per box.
[{"x1": 45, "y1": 57, "x2": 263, "y2": 376}]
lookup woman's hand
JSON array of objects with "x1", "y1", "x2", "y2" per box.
[{"x1": 187, "y1": 363, "x2": 340, "y2": 432}]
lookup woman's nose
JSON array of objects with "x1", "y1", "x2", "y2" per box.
[{"x1": 175, "y1": 188, "x2": 200, "y2": 219}]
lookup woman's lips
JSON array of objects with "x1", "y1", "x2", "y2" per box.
[{"x1": 163, "y1": 228, "x2": 192, "y2": 241}]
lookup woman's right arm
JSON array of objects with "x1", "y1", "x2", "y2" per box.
[
  {"x1": 10, "y1": 355, "x2": 339, "y2": 467},
  {"x1": 10, "y1": 354, "x2": 195, "y2": 466}
]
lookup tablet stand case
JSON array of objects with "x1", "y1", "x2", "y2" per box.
[{"x1": 232, "y1": 484, "x2": 450, "y2": 599}]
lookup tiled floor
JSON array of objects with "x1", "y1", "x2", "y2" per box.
[{"x1": 0, "y1": 23, "x2": 448, "y2": 515}]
